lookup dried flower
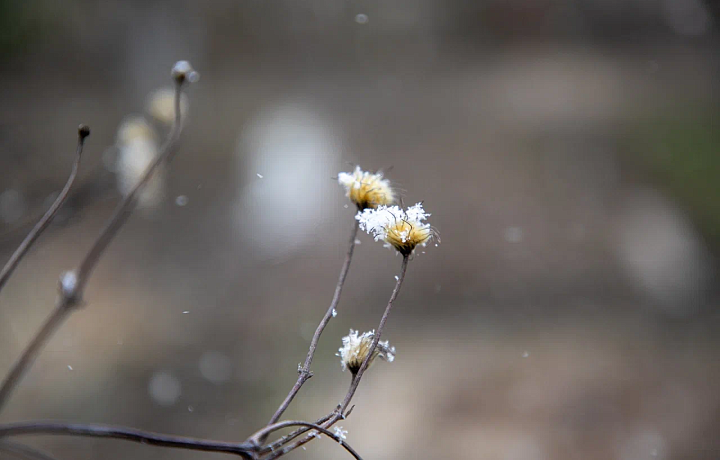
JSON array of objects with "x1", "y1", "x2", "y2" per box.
[
  {"x1": 356, "y1": 202, "x2": 436, "y2": 255},
  {"x1": 337, "y1": 329, "x2": 395, "y2": 374},
  {"x1": 338, "y1": 166, "x2": 395, "y2": 209}
]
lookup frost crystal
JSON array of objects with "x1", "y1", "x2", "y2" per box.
[
  {"x1": 332, "y1": 308, "x2": 337, "y2": 317},
  {"x1": 338, "y1": 166, "x2": 395, "y2": 209},
  {"x1": 356, "y1": 203, "x2": 436, "y2": 255},
  {"x1": 337, "y1": 329, "x2": 395, "y2": 374},
  {"x1": 334, "y1": 426, "x2": 348, "y2": 441}
]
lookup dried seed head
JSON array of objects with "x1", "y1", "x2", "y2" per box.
[
  {"x1": 356, "y1": 202, "x2": 436, "y2": 255},
  {"x1": 338, "y1": 166, "x2": 395, "y2": 209},
  {"x1": 78, "y1": 124, "x2": 90, "y2": 139},
  {"x1": 337, "y1": 329, "x2": 395, "y2": 374}
]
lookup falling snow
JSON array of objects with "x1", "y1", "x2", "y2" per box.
[{"x1": 175, "y1": 195, "x2": 189, "y2": 206}]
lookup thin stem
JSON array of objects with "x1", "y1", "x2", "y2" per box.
[
  {"x1": 0, "y1": 81, "x2": 187, "y2": 414},
  {"x1": 339, "y1": 254, "x2": 409, "y2": 412},
  {"x1": 260, "y1": 220, "x2": 359, "y2": 438},
  {"x1": 0, "y1": 421, "x2": 253, "y2": 458},
  {"x1": 0, "y1": 440, "x2": 61, "y2": 460},
  {"x1": 262, "y1": 414, "x2": 333, "y2": 454},
  {"x1": 0, "y1": 127, "x2": 88, "y2": 294},
  {"x1": 0, "y1": 298, "x2": 72, "y2": 413},
  {"x1": 248, "y1": 421, "x2": 362, "y2": 459},
  {"x1": 75, "y1": 83, "x2": 184, "y2": 294},
  {"x1": 264, "y1": 254, "x2": 410, "y2": 459}
]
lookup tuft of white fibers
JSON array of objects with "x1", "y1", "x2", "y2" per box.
[
  {"x1": 337, "y1": 329, "x2": 395, "y2": 374},
  {"x1": 333, "y1": 426, "x2": 348, "y2": 442},
  {"x1": 146, "y1": 87, "x2": 189, "y2": 127},
  {"x1": 338, "y1": 166, "x2": 395, "y2": 209},
  {"x1": 356, "y1": 202, "x2": 436, "y2": 255},
  {"x1": 115, "y1": 117, "x2": 166, "y2": 209}
]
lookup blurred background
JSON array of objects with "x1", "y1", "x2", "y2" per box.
[{"x1": 1, "y1": 0, "x2": 719, "y2": 459}]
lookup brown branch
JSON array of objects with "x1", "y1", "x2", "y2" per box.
[
  {"x1": 0, "y1": 421, "x2": 253, "y2": 458},
  {"x1": 0, "y1": 68, "x2": 191, "y2": 414},
  {"x1": 0, "y1": 126, "x2": 89, "y2": 294},
  {"x1": 261, "y1": 413, "x2": 333, "y2": 454},
  {"x1": 247, "y1": 420, "x2": 361, "y2": 459},
  {"x1": 0, "y1": 440, "x2": 61, "y2": 460},
  {"x1": 74, "y1": 80, "x2": 185, "y2": 295},
  {"x1": 0, "y1": 297, "x2": 73, "y2": 412},
  {"x1": 264, "y1": 254, "x2": 410, "y2": 459},
  {"x1": 258, "y1": 219, "x2": 359, "y2": 441}
]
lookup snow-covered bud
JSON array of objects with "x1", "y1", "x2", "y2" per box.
[
  {"x1": 171, "y1": 60, "x2": 199, "y2": 85},
  {"x1": 338, "y1": 166, "x2": 395, "y2": 209},
  {"x1": 337, "y1": 329, "x2": 395, "y2": 374},
  {"x1": 58, "y1": 270, "x2": 79, "y2": 303},
  {"x1": 356, "y1": 202, "x2": 436, "y2": 255}
]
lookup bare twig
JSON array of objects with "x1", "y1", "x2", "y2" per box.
[
  {"x1": 259, "y1": 219, "x2": 359, "y2": 439},
  {"x1": 248, "y1": 420, "x2": 361, "y2": 459},
  {"x1": 0, "y1": 75, "x2": 188, "y2": 414},
  {"x1": 0, "y1": 440, "x2": 60, "y2": 460},
  {"x1": 264, "y1": 254, "x2": 410, "y2": 459},
  {"x1": 261, "y1": 414, "x2": 333, "y2": 454},
  {"x1": 0, "y1": 297, "x2": 73, "y2": 412},
  {"x1": 338, "y1": 254, "x2": 409, "y2": 412},
  {"x1": 74, "y1": 81, "x2": 185, "y2": 294},
  {"x1": 0, "y1": 126, "x2": 89, "y2": 294},
  {"x1": 0, "y1": 421, "x2": 254, "y2": 458}
]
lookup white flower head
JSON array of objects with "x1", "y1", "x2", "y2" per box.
[
  {"x1": 356, "y1": 202, "x2": 437, "y2": 255},
  {"x1": 338, "y1": 166, "x2": 395, "y2": 209},
  {"x1": 337, "y1": 329, "x2": 395, "y2": 374}
]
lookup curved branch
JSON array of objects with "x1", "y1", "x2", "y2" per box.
[
  {"x1": 0, "y1": 421, "x2": 253, "y2": 458},
  {"x1": 0, "y1": 126, "x2": 89, "y2": 294},
  {"x1": 265, "y1": 255, "x2": 410, "y2": 459},
  {"x1": 0, "y1": 72, "x2": 191, "y2": 414},
  {"x1": 249, "y1": 421, "x2": 361, "y2": 460}
]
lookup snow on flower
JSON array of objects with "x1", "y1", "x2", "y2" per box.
[
  {"x1": 356, "y1": 202, "x2": 437, "y2": 255},
  {"x1": 338, "y1": 166, "x2": 395, "y2": 209},
  {"x1": 337, "y1": 329, "x2": 395, "y2": 374}
]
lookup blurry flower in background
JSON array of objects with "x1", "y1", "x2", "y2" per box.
[
  {"x1": 338, "y1": 165, "x2": 396, "y2": 210},
  {"x1": 115, "y1": 116, "x2": 166, "y2": 209},
  {"x1": 337, "y1": 329, "x2": 395, "y2": 375},
  {"x1": 233, "y1": 103, "x2": 340, "y2": 261},
  {"x1": 146, "y1": 87, "x2": 189, "y2": 127},
  {"x1": 357, "y1": 202, "x2": 436, "y2": 255},
  {"x1": 617, "y1": 188, "x2": 712, "y2": 316}
]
